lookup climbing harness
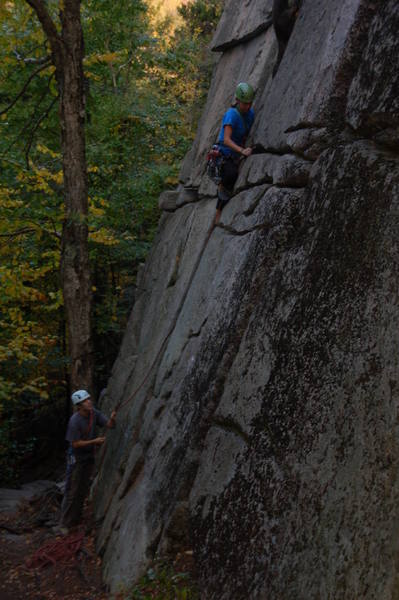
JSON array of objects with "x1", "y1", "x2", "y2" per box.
[
  {"x1": 65, "y1": 405, "x2": 93, "y2": 477},
  {"x1": 96, "y1": 116, "x2": 254, "y2": 481},
  {"x1": 207, "y1": 108, "x2": 249, "y2": 186},
  {"x1": 91, "y1": 101, "x2": 256, "y2": 491},
  {"x1": 206, "y1": 144, "x2": 223, "y2": 184},
  {"x1": 26, "y1": 530, "x2": 85, "y2": 569}
]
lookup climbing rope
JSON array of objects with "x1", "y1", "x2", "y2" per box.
[
  {"x1": 95, "y1": 219, "x2": 217, "y2": 479},
  {"x1": 26, "y1": 530, "x2": 85, "y2": 569},
  {"x1": 116, "y1": 220, "x2": 216, "y2": 414}
]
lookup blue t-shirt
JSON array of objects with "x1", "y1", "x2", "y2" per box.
[{"x1": 217, "y1": 107, "x2": 255, "y2": 157}]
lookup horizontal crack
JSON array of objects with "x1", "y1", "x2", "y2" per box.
[
  {"x1": 212, "y1": 415, "x2": 250, "y2": 445},
  {"x1": 273, "y1": 183, "x2": 308, "y2": 189},
  {"x1": 218, "y1": 222, "x2": 271, "y2": 236},
  {"x1": 248, "y1": 147, "x2": 317, "y2": 165},
  {"x1": 284, "y1": 121, "x2": 325, "y2": 133},
  {"x1": 252, "y1": 147, "x2": 291, "y2": 157},
  {"x1": 211, "y1": 18, "x2": 273, "y2": 53},
  {"x1": 236, "y1": 178, "x2": 273, "y2": 194}
]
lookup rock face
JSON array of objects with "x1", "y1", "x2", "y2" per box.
[
  {"x1": 0, "y1": 481, "x2": 57, "y2": 514},
  {"x1": 95, "y1": 1, "x2": 399, "y2": 598}
]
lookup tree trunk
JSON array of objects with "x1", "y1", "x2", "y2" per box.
[
  {"x1": 25, "y1": 0, "x2": 93, "y2": 393},
  {"x1": 58, "y1": 1, "x2": 93, "y2": 392}
]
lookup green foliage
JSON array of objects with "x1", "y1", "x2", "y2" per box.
[
  {"x1": 0, "y1": 387, "x2": 66, "y2": 484},
  {"x1": 178, "y1": 0, "x2": 224, "y2": 37},
  {"x1": 0, "y1": 0, "x2": 222, "y2": 482},
  {"x1": 0, "y1": 422, "x2": 36, "y2": 484},
  {"x1": 122, "y1": 560, "x2": 198, "y2": 599}
]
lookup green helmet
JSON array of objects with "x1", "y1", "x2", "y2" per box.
[{"x1": 235, "y1": 82, "x2": 255, "y2": 103}]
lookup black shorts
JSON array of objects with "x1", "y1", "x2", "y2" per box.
[
  {"x1": 216, "y1": 156, "x2": 239, "y2": 210},
  {"x1": 221, "y1": 156, "x2": 239, "y2": 191}
]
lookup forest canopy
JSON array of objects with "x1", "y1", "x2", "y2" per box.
[{"x1": 0, "y1": 0, "x2": 223, "y2": 483}]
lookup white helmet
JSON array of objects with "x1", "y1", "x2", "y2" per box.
[{"x1": 71, "y1": 389, "x2": 91, "y2": 405}]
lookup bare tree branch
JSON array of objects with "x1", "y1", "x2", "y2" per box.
[
  {"x1": 25, "y1": 94, "x2": 59, "y2": 169},
  {"x1": 1, "y1": 72, "x2": 55, "y2": 160},
  {"x1": 46, "y1": 217, "x2": 62, "y2": 240},
  {"x1": 13, "y1": 49, "x2": 50, "y2": 65},
  {"x1": 0, "y1": 228, "x2": 36, "y2": 247},
  {"x1": 0, "y1": 60, "x2": 51, "y2": 116},
  {"x1": 0, "y1": 228, "x2": 36, "y2": 238},
  {"x1": 28, "y1": 218, "x2": 62, "y2": 240},
  {"x1": 0, "y1": 156, "x2": 25, "y2": 168},
  {"x1": 0, "y1": 220, "x2": 61, "y2": 248},
  {"x1": 24, "y1": 0, "x2": 63, "y2": 60}
]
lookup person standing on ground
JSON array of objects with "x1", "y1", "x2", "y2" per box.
[
  {"x1": 56, "y1": 389, "x2": 116, "y2": 534},
  {"x1": 214, "y1": 82, "x2": 255, "y2": 224}
]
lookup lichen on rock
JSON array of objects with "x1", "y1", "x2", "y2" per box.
[{"x1": 94, "y1": 1, "x2": 399, "y2": 598}]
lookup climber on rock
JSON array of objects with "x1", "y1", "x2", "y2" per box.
[
  {"x1": 54, "y1": 389, "x2": 116, "y2": 535},
  {"x1": 214, "y1": 82, "x2": 255, "y2": 225}
]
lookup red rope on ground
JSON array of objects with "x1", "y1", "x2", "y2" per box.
[{"x1": 26, "y1": 530, "x2": 85, "y2": 569}]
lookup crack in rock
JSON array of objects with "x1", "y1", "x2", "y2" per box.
[
  {"x1": 212, "y1": 416, "x2": 251, "y2": 445},
  {"x1": 218, "y1": 222, "x2": 271, "y2": 236}
]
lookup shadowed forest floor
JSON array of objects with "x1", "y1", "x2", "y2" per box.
[
  {"x1": 0, "y1": 485, "x2": 198, "y2": 599},
  {"x1": 0, "y1": 489, "x2": 107, "y2": 599}
]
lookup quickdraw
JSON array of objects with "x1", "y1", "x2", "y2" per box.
[{"x1": 206, "y1": 144, "x2": 223, "y2": 184}]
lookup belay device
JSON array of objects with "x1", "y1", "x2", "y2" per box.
[{"x1": 206, "y1": 144, "x2": 223, "y2": 184}]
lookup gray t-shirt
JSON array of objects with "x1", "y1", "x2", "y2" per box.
[{"x1": 66, "y1": 408, "x2": 107, "y2": 461}]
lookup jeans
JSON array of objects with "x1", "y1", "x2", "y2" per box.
[{"x1": 60, "y1": 457, "x2": 94, "y2": 527}]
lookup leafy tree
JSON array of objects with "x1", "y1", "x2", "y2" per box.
[
  {"x1": 0, "y1": 0, "x2": 222, "y2": 482},
  {"x1": 178, "y1": 0, "x2": 224, "y2": 37},
  {"x1": 24, "y1": 0, "x2": 93, "y2": 394}
]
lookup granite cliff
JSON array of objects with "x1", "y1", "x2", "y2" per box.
[{"x1": 94, "y1": 0, "x2": 399, "y2": 597}]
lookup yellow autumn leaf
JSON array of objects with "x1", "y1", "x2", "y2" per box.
[
  {"x1": 90, "y1": 205, "x2": 105, "y2": 217},
  {"x1": 53, "y1": 170, "x2": 63, "y2": 184},
  {"x1": 36, "y1": 144, "x2": 60, "y2": 159},
  {"x1": 84, "y1": 51, "x2": 124, "y2": 66},
  {"x1": 89, "y1": 227, "x2": 119, "y2": 246}
]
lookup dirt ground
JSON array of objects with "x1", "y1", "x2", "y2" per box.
[
  {"x1": 0, "y1": 487, "x2": 198, "y2": 599},
  {"x1": 0, "y1": 488, "x2": 108, "y2": 600}
]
